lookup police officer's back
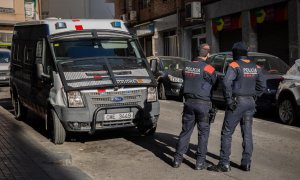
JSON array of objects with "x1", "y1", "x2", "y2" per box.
[
  {"x1": 208, "y1": 42, "x2": 266, "y2": 172},
  {"x1": 173, "y1": 44, "x2": 217, "y2": 170}
]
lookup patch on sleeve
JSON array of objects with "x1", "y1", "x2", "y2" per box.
[
  {"x1": 229, "y1": 62, "x2": 240, "y2": 68},
  {"x1": 242, "y1": 59, "x2": 251, "y2": 63},
  {"x1": 204, "y1": 65, "x2": 215, "y2": 74}
]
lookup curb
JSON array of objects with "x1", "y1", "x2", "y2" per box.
[{"x1": 0, "y1": 106, "x2": 93, "y2": 180}]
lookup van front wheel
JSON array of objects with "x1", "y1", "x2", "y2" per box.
[
  {"x1": 49, "y1": 109, "x2": 66, "y2": 144},
  {"x1": 11, "y1": 93, "x2": 27, "y2": 120}
]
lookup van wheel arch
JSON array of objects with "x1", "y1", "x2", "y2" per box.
[
  {"x1": 11, "y1": 86, "x2": 27, "y2": 120},
  {"x1": 47, "y1": 106, "x2": 66, "y2": 144}
]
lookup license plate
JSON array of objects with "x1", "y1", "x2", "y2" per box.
[{"x1": 104, "y1": 112, "x2": 134, "y2": 121}]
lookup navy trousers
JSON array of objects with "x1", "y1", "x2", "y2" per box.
[
  {"x1": 174, "y1": 99, "x2": 211, "y2": 164},
  {"x1": 219, "y1": 97, "x2": 256, "y2": 166}
]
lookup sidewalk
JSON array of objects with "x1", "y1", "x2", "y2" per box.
[{"x1": 0, "y1": 106, "x2": 92, "y2": 180}]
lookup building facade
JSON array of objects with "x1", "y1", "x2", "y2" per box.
[
  {"x1": 115, "y1": 0, "x2": 214, "y2": 59},
  {"x1": 115, "y1": 0, "x2": 300, "y2": 65},
  {"x1": 205, "y1": 0, "x2": 300, "y2": 65},
  {"x1": 0, "y1": 0, "x2": 41, "y2": 48},
  {"x1": 41, "y1": 0, "x2": 115, "y2": 19},
  {"x1": 0, "y1": 0, "x2": 25, "y2": 47}
]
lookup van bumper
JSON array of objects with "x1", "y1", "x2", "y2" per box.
[{"x1": 54, "y1": 101, "x2": 160, "y2": 132}]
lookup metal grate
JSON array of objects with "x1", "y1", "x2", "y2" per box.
[
  {"x1": 96, "y1": 119, "x2": 134, "y2": 127},
  {"x1": 85, "y1": 89, "x2": 144, "y2": 108}
]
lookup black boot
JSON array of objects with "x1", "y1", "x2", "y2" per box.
[
  {"x1": 172, "y1": 159, "x2": 182, "y2": 168},
  {"x1": 207, "y1": 163, "x2": 231, "y2": 172},
  {"x1": 240, "y1": 164, "x2": 251, "y2": 171},
  {"x1": 195, "y1": 162, "x2": 212, "y2": 170}
]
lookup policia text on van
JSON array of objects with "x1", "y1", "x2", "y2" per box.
[{"x1": 10, "y1": 19, "x2": 160, "y2": 144}]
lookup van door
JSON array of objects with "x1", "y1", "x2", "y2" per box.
[{"x1": 31, "y1": 39, "x2": 53, "y2": 116}]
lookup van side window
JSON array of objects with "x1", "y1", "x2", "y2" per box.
[
  {"x1": 17, "y1": 42, "x2": 25, "y2": 62},
  {"x1": 12, "y1": 42, "x2": 18, "y2": 62},
  {"x1": 25, "y1": 41, "x2": 36, "y2": 64},
  {"x1": 44, "y1": 42, "x2": 53, "y2": 75},
  {"x1": 36, "y1": 41, "x2": 43, "y2": 64}
]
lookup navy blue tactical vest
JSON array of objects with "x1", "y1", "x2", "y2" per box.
[
  {"x1": 233, "y1": 60, "x2": 259, "y2": 96},
  {"x1": 183, "y1": 61, "x2": 212, "y2": 101}
]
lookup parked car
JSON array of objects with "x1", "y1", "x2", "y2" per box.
[
  {"x1": 147, "y1": 56, "x2": 189, "y2": 100},
  {"x1": 0, "y1": 48, "x2": 11, "y2": 85},
  {"x1": 207, "y1": 52, "x2": 290, "y2": 109},
  {"x1": 276, "y1": 59, "x2": 300, "y2": 125}
]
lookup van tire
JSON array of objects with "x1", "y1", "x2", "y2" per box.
[
  {"x1": 12, "y1": 92, "x2": 27, "y2": 120},
  {"x1": 49, "y1": 109, "x2": 66, "y2": 144}
]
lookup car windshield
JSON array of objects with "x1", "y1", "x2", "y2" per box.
[
  {"x1": 251, "y1": 56, "x2": 289, "y2": 75},
  {"x1": 0, "y1": 51, "x2": 10, "y2": 63},
  {"x1": 53, "y1": 39, "x2": 143, "y2": 60},
  {"x1": 160, "y1": 57, "x2": 187, "y2": 71}
]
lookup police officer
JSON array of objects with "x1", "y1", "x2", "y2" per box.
[
  {"x1": 208, "y1": 42, "x2": 266, "y2": 172},
  {"x1": 173, "y1": 44, "x2": 217, "y2": 170}
]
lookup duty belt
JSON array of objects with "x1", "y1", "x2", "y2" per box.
[
  {"x1": 233, "y1": 96, "x2": 254, "y2": 100},
  {"x1": 186, "y1": 98, "x2": 211, "y2": 104}
]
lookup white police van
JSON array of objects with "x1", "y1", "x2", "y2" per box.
[{"x1": 10, "y1": 19, "x2": 160, "y2": 144}]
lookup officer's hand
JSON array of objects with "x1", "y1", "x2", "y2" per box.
[{"x1": 227, "y1": 102, "x2": 237, "y2": 111}]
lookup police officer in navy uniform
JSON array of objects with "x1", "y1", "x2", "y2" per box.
[
  {"x1": 208, "y1": 42, "x2": 266, "y2": 172},
  {"x1": 173, "y1": 44, "x2": 217, "y2": 170}
]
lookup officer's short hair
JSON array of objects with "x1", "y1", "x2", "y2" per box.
[
  {"x1": 199, "y1": 43, "x2": 210, "y2": 57},
  {"x1": 232, "y1": 42, "x2": 248, "y2": 60}
]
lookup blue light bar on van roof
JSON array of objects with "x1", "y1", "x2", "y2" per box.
[
  {"x1": 55, "y1": 22, "x2": 67, "y2": 29},
  {"x1": 111, "y1": 21, "x2": 121, "y2": 28}
]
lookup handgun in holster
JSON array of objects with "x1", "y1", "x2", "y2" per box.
[{"x1": 209, "y1": 105, "x2": 218, "y2": 123}]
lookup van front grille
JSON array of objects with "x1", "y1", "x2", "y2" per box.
[{"x1": 83, "y1": 89, "x2": 145, "y2": 108}]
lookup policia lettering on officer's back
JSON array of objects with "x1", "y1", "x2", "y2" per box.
[
  {"x1": 173, "y1": 43, "x2": 217, "y2": 170},
  {"x1": 208, "y1": 42, "x2": 266, "y2": 172}
]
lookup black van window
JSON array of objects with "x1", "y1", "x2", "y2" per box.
[
  {"x1": 36, "y1": 41, "x2": 43, "y2": 64},
  {"x1": 44, "y1": 42, "x2": 53, "y2": 75},
  {"x1": 17, "y1": 42, "x2": 25, "y2": 62},
  {"x1": 25, "y1": 41, "x2": 36, "y2": 64}
]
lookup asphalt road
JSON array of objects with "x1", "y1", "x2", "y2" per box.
[{"x1": 0, "y1": 86, "x2": 300, "y2": 180}]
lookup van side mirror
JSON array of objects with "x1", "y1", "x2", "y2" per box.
[{"x1": 150, "y1": 59, "x2": 158, "y2": 73}]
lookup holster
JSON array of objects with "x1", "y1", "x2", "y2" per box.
[{"x1": 208, "y1": 105, "x2": 218, "y2": 123}]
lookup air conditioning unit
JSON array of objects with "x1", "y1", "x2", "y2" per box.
[
  {"x1": 129, "y1": 11, "x2": 137, "y2": 21},
  {"x1": 120, "y1": 14, "x2": 128, "y2": 22},
  {"x1": 185, "y1": 1, "x2": 202, "y2": 20}
]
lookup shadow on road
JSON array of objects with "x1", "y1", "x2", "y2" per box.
[{"x1": 125, "y1": 132, "x2": 241, "y2": 169}]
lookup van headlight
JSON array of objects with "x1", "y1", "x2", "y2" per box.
[
  {"x1": 168, "y1": 74, "x2": 183, "y2": 83},
  {"x1": 67, "y1": 91, "x2": 84, "y2": 107},
  {"x1": 147, "y1": 87, "x2": 157, "y2": 102}
]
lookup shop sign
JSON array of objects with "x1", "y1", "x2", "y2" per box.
[
  {"x1": 136, "y1": 23, "x2": 154, "y2": 36},
  {"x1": 251, "y1": 3, "x2": 288, "y2": 25},
  {"x1": 0, "y1": 7, "x2": 14, "y2": 13},
  {"x1": 213, "y1": 13, "x2": 241, "y2": 32}
]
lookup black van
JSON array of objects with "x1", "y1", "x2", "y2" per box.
[{"x1": 10, "y1": 19, "x2": 160, "y2": 144}]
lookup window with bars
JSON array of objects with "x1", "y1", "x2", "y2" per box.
[{"x1": 0, "y1": 33, "x2": 13, "y2": 43}]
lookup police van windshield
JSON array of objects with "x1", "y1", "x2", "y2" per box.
[{"x1": 53, "y1": 39, "x2": 143, "y2": 60}]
